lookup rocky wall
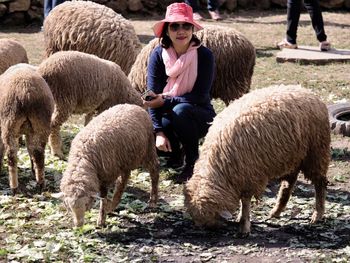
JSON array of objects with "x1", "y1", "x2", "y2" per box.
[{"x1": 0, "y1": 0, "x2": 349, "y2": 26}]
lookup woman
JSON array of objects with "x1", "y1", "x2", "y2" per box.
[{"x1": 142, "y1": 3, "x2": 216, "y2": 182}]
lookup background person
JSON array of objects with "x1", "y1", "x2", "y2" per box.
[
  {"x1": 185, "y1": 0, "x2": 222, "y2": 20},
  {"x1": 277, "y1": 0, "x2": 331, "y2": 51},
  {"x1": 142, "y1": 2, "x2": 216, "y2": 182}
]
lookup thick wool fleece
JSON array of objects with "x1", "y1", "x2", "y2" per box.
[
  {"x1": 43, "y1": 1, "x2": 142, "y2": 75},
  {"x1": 184, "y1": 85, "x2": 330, "y2": 229}
]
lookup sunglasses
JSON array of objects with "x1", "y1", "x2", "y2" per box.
[{"x1": 169, "y1": 22, "x2": 193, "y2": 32}]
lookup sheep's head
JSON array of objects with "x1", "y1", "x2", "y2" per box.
[
  {"x1": 52, "y1": 192, "x2": 94, "y2": 227},
  {"x1": 183, "y1": 184, "x2": 223, "y2": 228}
]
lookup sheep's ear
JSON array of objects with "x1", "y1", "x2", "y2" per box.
[
  {"x1": 219, "y1": 210, "x2": 233, "y2": 220},
  {"x1": 51, "y1": 192, "x2": 64, "y2": 199}
]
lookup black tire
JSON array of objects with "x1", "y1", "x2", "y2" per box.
[{"x1": 328, "y1": 102, "x2": 350, "y2": 136}]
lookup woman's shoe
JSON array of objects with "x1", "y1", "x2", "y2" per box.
[
  {"x1": 193, "y1": 12, "x2": 204, "y2": 21},
  {"x1": 209, "y1": 10, "x2": 222, "y2": 20},
  {"x1": 277, "y1": 39, "x2": 298, "y2": 50},
  {"x1": 320, "y1": 41, "x2": 331, "y2": 51},
  {"x1": 175, "y1": 164, "x2": 194, "y2": 183}
]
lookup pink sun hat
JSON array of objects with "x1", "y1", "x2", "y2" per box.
[{"x1": 153, "y1": 3, "x2": 203, "y2": 38}]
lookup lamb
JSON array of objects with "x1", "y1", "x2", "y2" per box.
[
  {"x1": 0, "y1": 64, "x2": 54, "y2": 195},
  {"x1": 58, "y1": 104, "x2": 159, "y2": 227},
  {"x1": 37, "y1": 51, "x2": 143, "y2": 159},
  {"x1": 0, "y1": 38, "x2": 28, "y2": 75},
  {"x1": 43, "y1": 1, "x2": 142, "y2": 75},
  {"x1": 128, "y1": 26, "x2": 256, "y2": 105},
  {"x1": 184, "y1": 85, "x2": 330, "y2": 236}
]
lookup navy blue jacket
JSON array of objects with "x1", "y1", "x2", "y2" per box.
[{"x1": 147, "y1": 44, "x2": 215, "y2": 132}]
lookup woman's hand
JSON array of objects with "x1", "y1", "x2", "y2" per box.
[
  {"x1": 142, "y1": 90, "x2": 165, "y2": 109},
  {"x1": 155, "y1": 132, "x2": 172, "y2": 152}
]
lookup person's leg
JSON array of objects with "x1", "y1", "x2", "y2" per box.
[
  {"x1": 171, "y1": 103, "x2": 215, "y2": 167},
  {"x1": 44, "y1": 0, "x2": 53, "y2": 18},
  {"x1": 303, "y1": 0, "x2": 327, "y2": 42},
  {"x1": 185, "y1": 0, "x2": 200, "y2": 12},
  {"x1": 207, "y1": 0, "x2": 219, "y2": 11},
  {"x1": 286, "y1": 0, "x2": 303, "y2": 44},
  {"x1": 161, "y1": 114, "x2": 184, "y2": 168}
]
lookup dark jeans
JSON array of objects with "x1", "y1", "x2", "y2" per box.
[
  {"x1": 161, "y1": 103, "x2": 215, "y2": 166},
  {"x1": 286, "y1": 0, "x2": 327, "y2": 44},
  {"x1": 44, "y1": 0, "x2": 65, "y2": 18},
  {"x1": 185, "y1": 0, "x2": 219, "y2": 12},
  {"x1": 287, "y1": 0, "x2": 327, "y2": 44}
]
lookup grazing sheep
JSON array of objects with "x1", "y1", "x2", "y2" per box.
[
  {"x1": 37, "y1": 51, "x2": 143, "y2": 159},
  {"x1": 0, "y1": 38, "x2": 28, "y2": 75},
  {"x1": 59, "y1": 104, "x2": 159, "y2": 227},
  {"x1": 128, "y1": 26, "x2": 256, "y2": 105},
  {"x1": 184, "y1": 85, "x2": 330, "y2": 236},
  {"x1": 43, "y1": 1, "x2": 142, "y2": 75},
  {"x1": 0, "y1": 64, "x2": 54, "y2": 195}
]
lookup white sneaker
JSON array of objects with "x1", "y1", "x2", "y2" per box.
[
  {"x1": 209, "y1": 10, "x2": 222, "y2": 20},
  {"x1": 193, "y1": 12, "x2": 204, "y2": 21}
]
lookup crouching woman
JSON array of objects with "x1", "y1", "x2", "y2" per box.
[{"x1": 142, "y1": 3, "x2": 216, "y2": 182}]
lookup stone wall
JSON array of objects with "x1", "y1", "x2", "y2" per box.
[{"x1": 0, "y1": 0, "x2": 349, "y2": 26}]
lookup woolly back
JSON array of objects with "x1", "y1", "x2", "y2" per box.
[
  {"x1": 0, "y1": 65, "x2": 54, "y2": 125},
  {"x1": 128, "y1": 26, "x2": 255, "y2": 104},
  {"x1": 62, "y1": 104, "x2": 154, "y2": 193},
  {"x1": 186, "y1": 85, "x2": 330, "y2": 212},
  {"x1": 195, "y1": 26, "x2": 255, "y2": 104},
  {"x1": 37, "y1": 51, "x2": 142, "y2": 109},
  {"x1": 0, "y1": 38, "x2": 28, "y2": 74},
  {"x1": 43, "y1": 1, "x2": 142, "y2": 75}
]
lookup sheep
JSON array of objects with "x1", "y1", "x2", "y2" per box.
[
  {"x1": 128, "y1": 26, "x2": 256, "y2": 105},
  {"x1": 0, "y1": 38, "x2": 28, "y2": 75},
  {"x1": 0, "y1": 64, "x2": 54, "y2": 195},
  {"x1": 37, "y1": 50, "x2": 143, "y2": 159},
  {"x1": 184, "y1": 85, "x2": 330, "y2": 236},
  {"x1": 43, "y1": 1, "x2": 142, "y2": 75},
  {"x1": 58, "y1": 104, "x2": 159, "y2": 227}
]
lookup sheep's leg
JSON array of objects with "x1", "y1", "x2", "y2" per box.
[
  {"x1": 26, "y1": 133, "x2": 46, "y2": 192},
  {"x1": 49, "y1": 109, "x2": 69, "y2": 160},
  {"x1": 2, "y1": 124, "x2": 21, "y2": 194},
  {"x1": 237, "y1": 196, "x2": 252, "y2": 237},
  {"x1": 5, "y1": 140, "x2": 19, "y2": 195},
  {"x1": 49, "y1": 125, "x2": 64, "y2": 159},
  {"x1": 0, "y1": 139, "x2": 4, "y2": 174},
  {"x1": 311, "y1": 176, "x2": 327, "y2": 223},
  {"x1": 148, "y1": 167, "x2": 159, "y2": 208},
  {"x1": 269, "y1": 171, "x2": 298, "y2": 218},
  {"x1": 105, "y1": 173, "x2": 129, "y2": 214},
  {"x1": 84, "y1": 112, "x2": 95, "y2": 126},
  {"x1": 97, "y1": 187, "x2": 108, "y2": 227}
]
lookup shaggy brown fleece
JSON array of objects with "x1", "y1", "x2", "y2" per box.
[
  {"x1": 0, "y1": 64, "x2": 54, "y2": 194},
  {"x1": 37, "y1": 50, "x2": 143, "y2": 159},
  {"x1": 60, "y1": 104, "x2": 159, "y2": 227},
  {"x1": 184, "y1": 85, "x2": 330, "y2": 235},
  {"x1": 43, "y1": 1, "x2": 142, "y2": 75},
  {"x1": 0, "y1": 38, "x2": 28, "y2": 75}
]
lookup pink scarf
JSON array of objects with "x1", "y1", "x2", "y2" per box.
[{"x1": 162, "y1": 43, "x2": 200, "y2": 97}]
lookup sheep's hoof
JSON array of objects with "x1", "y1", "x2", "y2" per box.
[
  {"x1": 269, "y1": 209, "x2": 281, "y2": 219},
  {"x1": 148, "y1": 200, "x2": 157, "y2": 209},
  {"x1": 12, "y1": 188, "x2": 18, "y2": 196},
  {"x1": 310, "y1": 211, "x2": 323, "y2": 223},
  {"x1": 37, "y1": 182, "x2": 46, "y2": 193},
  {"x1": 52, "y1": 151, "x2": 65, "y2": 160},
  {"x1": 237, "y1": 231, "x2": 250, "y2": 238}
]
